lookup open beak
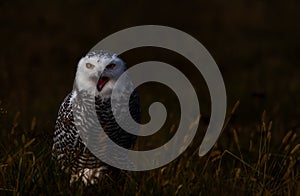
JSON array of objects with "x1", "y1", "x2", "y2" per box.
[{"x1": 97, "y1": 75, "x2": 109, "y2": 91}]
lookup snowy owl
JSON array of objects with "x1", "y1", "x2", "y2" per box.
[{"x1": 52, "y1": 50, "x2": 140, "y2": 185}]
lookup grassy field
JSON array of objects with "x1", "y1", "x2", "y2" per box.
[
  {"x1": 1, "y1": 0, "x2": 300, "y2": 195},
  {"x1": 0, "y1": 101, "x2": 299, "y2": 195}
]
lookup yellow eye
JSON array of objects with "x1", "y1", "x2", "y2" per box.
[
  {"x1": 86, "y1": 63, "x2": 95, "y2": 69},
  {"x1": 106, "y1": 63, "x2": 116, "y2": 69}
]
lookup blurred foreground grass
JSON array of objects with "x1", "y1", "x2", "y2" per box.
[{"x1": 0, "y1": 100, "x2": 299, "y2": 195}]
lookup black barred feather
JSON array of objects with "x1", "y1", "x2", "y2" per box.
[{"x1": 52, "y1": 90, "x2": 140, "y2": 179}]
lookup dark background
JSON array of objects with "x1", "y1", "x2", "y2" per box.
[
  {"x1": 0, "y1": 0, "x2": 299, "y2": 143},
  {"x1": 0, "y1": 1, "x2": 300, "y2": 194}
]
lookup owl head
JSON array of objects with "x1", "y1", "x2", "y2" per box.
[{"x1": 74, "y1": 50, "x2": 126, "y2": 98}]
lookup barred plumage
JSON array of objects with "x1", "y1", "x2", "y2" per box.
[{"x1": 52, "y1": 50, "x2": 140, "y2": 185}]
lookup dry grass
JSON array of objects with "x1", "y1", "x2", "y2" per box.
[{"x1": 0, "y1": 101, "x2": 299, "y2": 195}]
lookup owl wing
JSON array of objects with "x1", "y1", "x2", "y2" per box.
[{"x1": 52, "y1": 92, "x2": 82, "y2": 167}]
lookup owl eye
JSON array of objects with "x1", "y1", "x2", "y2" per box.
[
  {"x1": 106, "y1": 63, "x2": 116, "y2": 69},
  {"x1": 86, "y1": 63, "x2": 95, "y2": 69}
]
